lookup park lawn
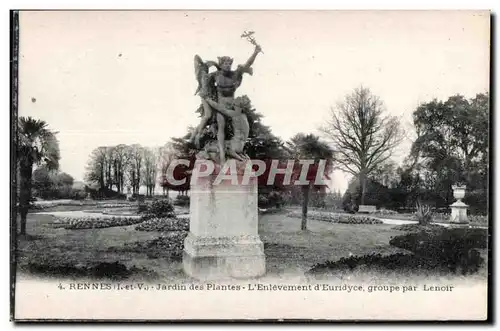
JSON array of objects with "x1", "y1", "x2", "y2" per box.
[{"x1": 15, "y1": 210, "x2": 488, "y2": 283}]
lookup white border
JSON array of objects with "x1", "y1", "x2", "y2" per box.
[{"x1": 1, "y1": 1, "x2": 497, "y2": 330}]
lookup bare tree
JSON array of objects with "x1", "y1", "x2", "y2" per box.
[
  {"x1": 156, "y1": 143, "x2": 176, "y2": 197},
  {"x1": 321, "y1": 87, "x2": 403, "y2": 205},
  {"x1": 105, "y1": 146, "x2": 114, "y2": 190},
  {"x1": 142, "y1": 147, "x2": 157, "y2": 196},
  {"x1": 112, "y1": 144, "x2": 128, "y2": 193},
  {"x1": 127, "y1": 144, "x2": 143, "y2": 194}
]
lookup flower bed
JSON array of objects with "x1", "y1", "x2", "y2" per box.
[
  {"x1": 287, "y1": 211, "x2": 383, "y2": 224},
  {"x1": 52, "y1": 216, "x2": 145, "y2": 229},
  {"x1": 30, "y1": 200, "x2": 133, "y2": 210},
  {"x1": 122, "y1": 231, "x2": 188, "y2": 260},
  {"x1": 392, "y1": 223, "x2": 445, "y2": 233},
  {"x1": 135, "y1": 217, "x2": 189, "y2": 232}
]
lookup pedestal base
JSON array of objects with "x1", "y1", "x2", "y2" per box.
[
  {"x1": 450, "y1": 201, "x2": 469, "y2": 223},
  {"x1": 182, "y1": 165, "x2": 266, "y2": 280},
  {"x1": 183, "y1": 233, "x2": 265, "y2": 280}
]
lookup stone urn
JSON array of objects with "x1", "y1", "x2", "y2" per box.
[
  {"x1": 452, "y1": 185, "x2": 466, "y2": 201},
  {"x1": 450, "y1": 185, "x2": 468, "y2": 224}
]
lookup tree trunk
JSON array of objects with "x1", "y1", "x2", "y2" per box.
[
  {"x1": 301, "y1": 185, "x2": 310, "y2": 231},
  {"x1": 360, "y1": 171, "x2": 367, "y2": 205},
  {"x1": 19, "y1": 162, "x2": 33, "y2": 236}
]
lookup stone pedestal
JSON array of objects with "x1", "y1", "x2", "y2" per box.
[
  {"x1": 449, "y1": 185, "x2": 469, "y2": 224},
  {"x1": 450, "y1": 201, "x2": 469, "y2": 223},
  {"x1": 183, "y1": 165, "x2": 266, "y2": 280}
]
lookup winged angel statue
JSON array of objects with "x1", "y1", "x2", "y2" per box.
[{"x1": 190, "y1": 33, "x2": 262, "y2": 164}]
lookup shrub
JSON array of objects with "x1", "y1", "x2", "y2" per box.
[
  {"x1": 342, "y1": 191, "x2": 357, "y2": 214},
  {"x1": 258, "y1": 195, "x2": 269, "y2": 208},
  {"x1": 464, "y1": 190, "x2": 487, "y2": 216},
  {"x1": 124, "y1": 231, "x2": 188, "y2": 260},
  {"x1": 389, "y1": 228, "x2": 487, "y2": 274},
  {"x1": 469, "y1": 215, "x2": 488, "y2": 225},
  {"x1": 323, "y1": 193, "x2": 343, "y2": 210},
  {"x1": 174, "y1": 195, "x2": 190, "y2": 207},
  {"x1": 135, "y1": 217, "x2": 189, "y2": 232},
  {"x1": 71, "y1": 188, "x2": 87, "y2": 200},
  {"x1": 144, "y1": 199, "x2": 175, "y2": 219},
  {"x1": 413, "y1": 201, "x2": 433, "y2": 225},
  {"x1": 24, "y1": 261, "x2": 157, "y2": 280},
  {"x1": 307, "y1": 253, "x2": 446, "y2": 275}
]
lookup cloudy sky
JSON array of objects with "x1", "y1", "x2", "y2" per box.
[{"x1": 18, "y1": 10, "x2": 490, "y2": 192}]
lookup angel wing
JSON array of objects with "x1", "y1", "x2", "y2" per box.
[{"x1": 194, "y1": 55, "x2": 209, "y2": 96}]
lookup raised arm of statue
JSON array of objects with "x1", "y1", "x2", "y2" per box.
[{"x1": 241, "y1": 45, "x2": 262, "y2": 71}]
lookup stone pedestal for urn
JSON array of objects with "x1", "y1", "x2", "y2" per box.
[
  {"x1": 183, "y1": 162, "x2": 266, "y2": 280},
  {"x1": 449, "y1": 185, "x2": 469, "y2": 224}
]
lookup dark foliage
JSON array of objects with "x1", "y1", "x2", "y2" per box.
[
  {"x1": 389, "y1": 228, "x2": 487, "y2": 274},
  {"x1": 122, "y1": 231, "x2": 188, "y2": 260},
  {"x1": 144, "y1": 199, "x2": 176, "y2": 219},
  {"x1": 308, "y1": 227, "x2": 487, "y2": 276},
  {"x1": 173, "y1": 195, "x2": 190, "y2": 207},
  {"x1": 24, "y1": 261, "x2": 157, "y2": 280},
  {"x1": 307, "y1": 253, "x2": 446, "y2": 274}
]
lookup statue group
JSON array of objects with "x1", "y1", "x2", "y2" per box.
[
  {"x1": 183, "y1": 34, "x2": 267, "y2": 280},
  {"x1": 190, "y1": 37, "x2": 262, "y2": 165}
]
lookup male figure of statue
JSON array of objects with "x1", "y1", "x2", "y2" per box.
[
  {"x1": 197, "y1": 96, "x2": 250, "y2": 162},
  {"x1": 191, "y1": 44, "x2": 262, "y2": 164}
]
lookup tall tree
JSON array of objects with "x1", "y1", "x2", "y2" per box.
[
  {"x1": 32, "y1": 166, "x2": 53, "y2": 199},
  {"x1": 321, "y1": 86, "x2": 403, "y2": 205},
  {"x1": 105, "y1": 146, "x2": 114, "y2": 190},
  {"x1": 17, "y1": 117, "x2": 60, "y2": 235},
  {"x1": 410, "y1": 93, "x2": 489, "y2": 208},
  {"x1": 127, "y1": 144, "x2": 144, "y2": 194},
  {"x1": 157, "y1": 143, "x2": 176, "y2": 197},
  {"x1": 142, "y1": 147, "x2": 157, "y2": 196},
  {"x1": 112, "y1": 144, "x2": 128, "y2": 193},
  {"x1": 286, "y1": 133, "x2": 334, "y2": 230},
  {"x1": 85, "y1": 146, "x2": 108, "y2": 190}
]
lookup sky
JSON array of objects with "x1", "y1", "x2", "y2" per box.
[{"x1": 18, "y1": 10, "x2": 490, "y2": 192}]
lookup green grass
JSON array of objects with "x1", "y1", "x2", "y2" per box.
[{"x1": 15, "y1": 206, "x2": 488, "y2": 283}]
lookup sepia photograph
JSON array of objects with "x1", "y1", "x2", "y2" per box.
[{"x1": 10, "y1": 9, "x2": 491, "y2": 321}]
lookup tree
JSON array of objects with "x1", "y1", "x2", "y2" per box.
[
  {"x1": 157, "y1": 143, "x2": 176, "y2": 197},
  {"x1": 112, "y1": 144, "x2": 128, "y2": 193},
  {"x1": 127, "y1": 144, "x2": 144, "y2": 194},
  {"x1": 85, "y1": 146, "x2": 108, "y2": 190},
  {"x1": 32, "y1": 166, "x2": 53, "y2": 199},
  {"x1": 321, "y1": 86, "x2": 403, "y2": 206},
  {"x1": 54, "y1": 172, "x2": 74, "y2": 198},
  {"x1": 142, "y1": 147, "x2": 157, "y2": 196},
  {"x1": 371, "y1": 160, "x2": 399, "y2": 188},
  {"x1": 17, "y1": 116, "x2": 60, "y2": 235},
  {"x1": 286, "y1": 133, "x2": 334, "y2": 230},
  {"x1": 409, "y1": 93, "x2": 489, "y2": 211}
]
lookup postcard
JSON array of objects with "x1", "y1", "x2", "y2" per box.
[{"x1": 11, "y1": 9, "x2": 490, "y2": 321}]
